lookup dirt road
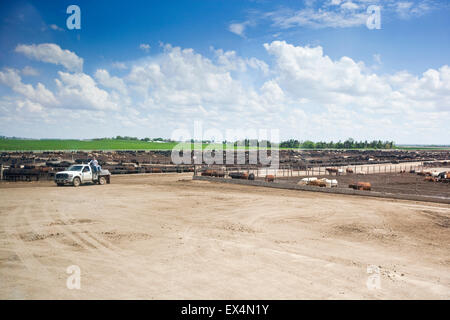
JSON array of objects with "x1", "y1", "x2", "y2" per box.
[{"x1": 0, "y1": 174, "x2": 449, "y2": 299}]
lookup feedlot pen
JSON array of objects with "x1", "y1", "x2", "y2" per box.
[
  {"x1": 277, "y1": 172, "x2": 450, "y2": 199},
  {"x1": 195, "y1": 163, "x2": 450, "y2": 203}
]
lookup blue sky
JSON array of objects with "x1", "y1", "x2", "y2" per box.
[{"x1": 0, "y1": 0, "x2": 449, "y2": 143}]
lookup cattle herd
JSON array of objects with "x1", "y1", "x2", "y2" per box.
[
  {"x1": 195, "y1": 152, "x2": 449, "y2": 199},
  {"x1": 1, "y1": 149, "x2": 449, "y2": 189}
]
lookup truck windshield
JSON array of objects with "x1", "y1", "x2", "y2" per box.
[{"x1": 67, "y1": 165, "x2": 84, "y2": 171}]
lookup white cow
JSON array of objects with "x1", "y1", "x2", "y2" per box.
[
  {"x1": 298, "y1": 177, "x2": 317, "y2": 185},
  {"x1": 320, "y1": 178, "x2": 338, "y2": 188}
]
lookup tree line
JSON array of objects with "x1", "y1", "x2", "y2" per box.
[
  {"x1": 279, "y1": 138, "x2": 395, "y2": 149},
  {"x1": 93, "y1": 136, "x2": 171, "y2": 142},
  {"x1": 107, "y1": 137, "x2": 395, "y2": 149}
]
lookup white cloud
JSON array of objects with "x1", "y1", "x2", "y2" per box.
[
  {"x1": 249, "y1": 1, "x2": 439, "y2": 31},
  {"x1": 126, "y1": 45, "x2": 253, "y2": 110},
  {"x1": 21, "y1": 66, "x2": 39, "y2": 76},
  {"x1": 55, "y1": 71, "x2": 120, "y2": 110},
  {"x1": 0, "y1": 68, "x2": 119, "y2": 112},
  {"x1": 341, "y1": 2, "x2": 359, "y2": 10},
  {"x1": 269, "y1": 7, "x2": 368, "y2": 29},
  {"x1": 247, "y1": 57, "x2": 270, "y2": 75},
  {"x1": 112, "y1": 62, "x2": 127, "y2": 70},
  {"x1": 0, "y1": 41, "x2": 449, "y2": 143},
  {"x1": 95, "y1": 69, "x2": 127, "y2": 94},
  {"x1": 373, "y1": 53, "x2": 382, "y2": 65},
  {"x1": 0, "y1": 68, "x2": 57, "y2": 106},
  {"x1": 395, "y1": 1, "x2": 433, "y2": 19},
  {"x1": 212, "y1": 48, "x2": 269, "y2": 74},
  {"x1": 139, "y1": 43, "x2": 151, "y2": 52},
  {"x1": 15, "y1": 43, "x2": 83, "y2": 72},
  {"x1": 49, "y1": 24, "x2": 64, "y2": 31},
  {"x1": 229, "y1": 22, "x2": 248, "y2": 37},
  {"x1": 264, "y1": 41, "x2": 450, "y2": 119},
  {"x1": 17, "y1": 100, "x2": 44, "y2": 113}
]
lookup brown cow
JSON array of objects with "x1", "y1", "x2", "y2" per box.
[
  {"x1": 346, "y1": 168, "x2": 354, "y2": 174},
  {"x1": 211, "y1": 170, "x2": 225, "y2": 177},
  {"x1": 229, "y1": 172, "x2": 248, "y2": 180},
  {"x1": 424, "y1": 176, "x2": 436, "y2": 182},
  {"x1": 349, "y1": 182, "x2": 371, "y2": 191},
  {"x1": 357, "y1": 182, "x2": 371, "y2": 190},
  {"x1": 265, "y1": 175, "x2": 275, "y2": 182},
  {"x1": 308, "y1": 179, "x2": 326, "y2": 187},
  {"x1": 326, "y1": 168, "x2": 338, "y2": 175},
  {"x1": 201, "y1": 169, "x2": 214, "y2": 176}
]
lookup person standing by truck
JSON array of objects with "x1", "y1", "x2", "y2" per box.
[{"x1": 89, "y1": 158, "x2": 100, "y2": 174}]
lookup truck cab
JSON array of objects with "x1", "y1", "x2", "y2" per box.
[
  {"x1": 55, "y1": 164, "x2": 111, "y2": 187},
  {"x1": 81, "y1": 165, "x2": 93, "y2": 182}
]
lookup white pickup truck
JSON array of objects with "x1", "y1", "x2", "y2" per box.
[{"x1": 55, "y1": 164, "x2": 111, "y2": 187}]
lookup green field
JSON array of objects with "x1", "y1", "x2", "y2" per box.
[
  {"x1": 0, "y1": 139, "x2": 179, "y2": 151},
  {"x1": 0, "y1": 139, "x2": 448, "y2": 151},
  {"x1": 0, "y1": 139, "x2": 236, "y2": 151}
]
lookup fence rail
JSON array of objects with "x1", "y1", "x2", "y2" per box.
[
  {"x1": 193, "y1": 161, "x2": 450, "y2": 199},
  {"x1": 193, "y1": 162, "x2": 430, "y2": 177}
]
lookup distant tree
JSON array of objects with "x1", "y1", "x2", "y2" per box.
[{"x1": 302, "y1": 140, "x2": 315, "y2": 149}]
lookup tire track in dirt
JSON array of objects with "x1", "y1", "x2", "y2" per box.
[
  {"x1": 175, "y1": 228, "x2": 369, "y2": 298},
  {"x1": 27, "y1": 197, "x2": 165, "y2": 297},
  {"x1": 42, "y1": 191, "x2": 164, "y2": 290},
  {"x1": 47, "y1": 209, "x2": 152, "y2": 291},
  {"x1": 25, "y1": 200, "x2": 100, "y2": 254},
  {"x1": 43, "y1": 191, "x2": 122, "y2": 255},
  {"x1": 4, "y1": 204, "x2": 52, "y2": 277}
]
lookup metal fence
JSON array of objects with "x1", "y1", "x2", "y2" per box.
[
  {"x1": 193, "y1": 162, "x2": 428, "y2": 178},
  {"x1": 193, "y1": 161, "x2": 450, "y2": 199}
]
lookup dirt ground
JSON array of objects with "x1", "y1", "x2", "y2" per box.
[{"x1": 0, "y1": 173, "x2": 449, "y2": 299}]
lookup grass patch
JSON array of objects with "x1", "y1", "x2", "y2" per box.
[{"x1": 0, "y1": 139, "x2": 448, "y2": 151}]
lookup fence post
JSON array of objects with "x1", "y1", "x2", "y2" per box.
[{"x1": 415, "y1": 176, "x2": 418, "y2": 194}]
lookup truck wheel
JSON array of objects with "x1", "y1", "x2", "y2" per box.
[
  {"x1": 99, "y1": 177, "x2": 106, "y2": 185},
  {"x1": 73, "y1": 177, "x2": 81, "y2": 187}
]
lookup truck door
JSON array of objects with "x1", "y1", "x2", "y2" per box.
[{"x1": 82, "y1": 166, "x2": 92, "y2": 181}]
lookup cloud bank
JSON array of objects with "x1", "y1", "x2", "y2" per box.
[{"x1": 0, "y1": 41, "x2": 449, "y2": 143}]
